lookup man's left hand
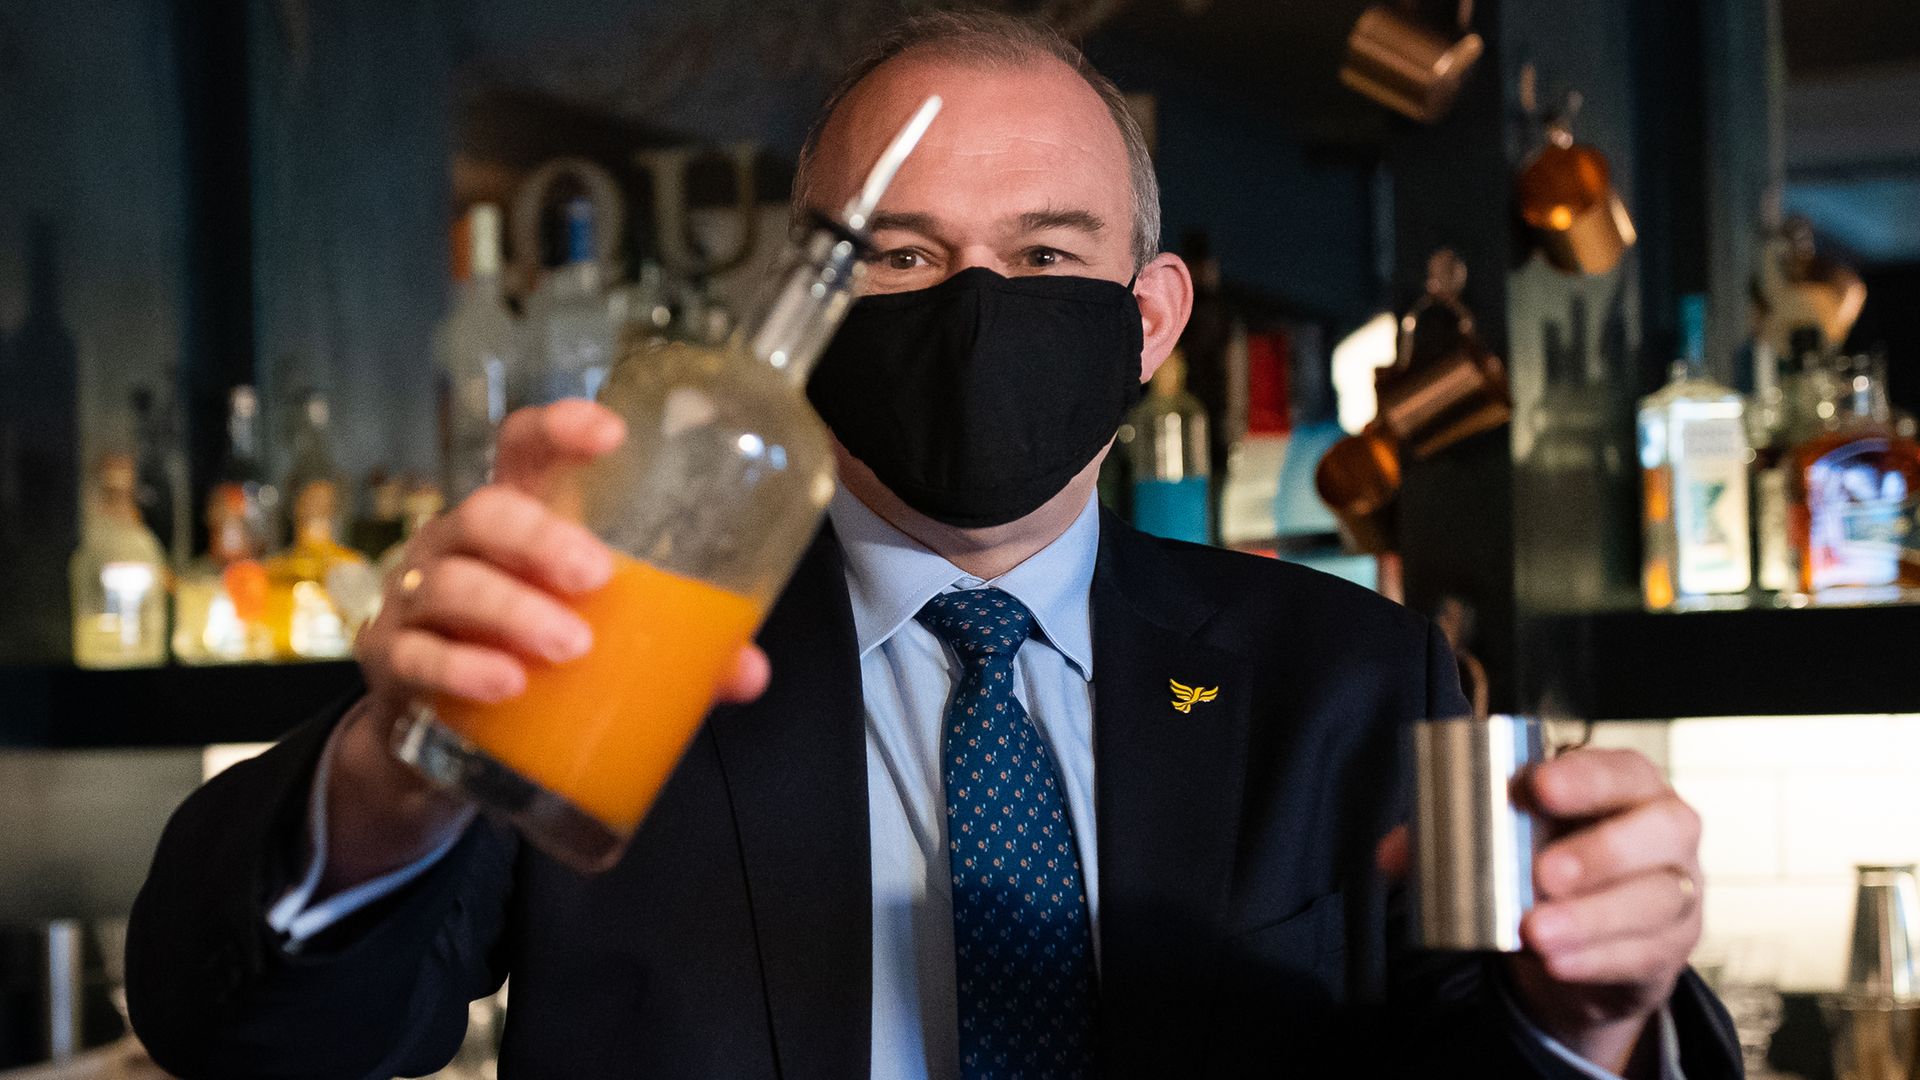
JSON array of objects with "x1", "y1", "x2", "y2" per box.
[{"x1": 1378, "y1": 747, "x2": 1704, "y2": 1076}]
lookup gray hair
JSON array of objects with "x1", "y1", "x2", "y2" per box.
[{"x1": 791, "y1": 9, "x2": 1161, "y2": 270}]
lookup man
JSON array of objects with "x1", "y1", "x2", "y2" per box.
[{"x1": 128, "y1": 12, "x2": 1736, "y2": 1079}]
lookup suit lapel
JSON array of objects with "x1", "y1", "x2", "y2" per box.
[
  {"x1": 1091, "y1": 513, "x2": 1255, "y2": 1073},
  {"x1": 708, "y1": 526, "x2": 872, "y2": 1080}
]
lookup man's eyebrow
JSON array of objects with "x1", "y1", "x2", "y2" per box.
[
  {"x1": 1014, "y1": 208, "x2": 1106, "y2": 235},
  {"x1": 866, "y1": 210, "x2": 942, "y2": 235}
]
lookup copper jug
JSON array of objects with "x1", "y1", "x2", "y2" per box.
[
  {"x1": 1315, "y1": 427, "x2": 1401, "y2": 555},
  {"x1": 1517, "y1": 120, "x2": 1638, "y2": 276},
  {"x1": 1341, "y1": 1, "x2": 1485, "y2": 124},
  {"x1": 1761, "y1": 216, "x2": 1868, "y2": 353},
  {"x1": 1374, "y1": 251, "x2": 1512, "y2": 459}
]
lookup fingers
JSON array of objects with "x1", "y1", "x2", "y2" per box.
[
  {"x1": 1525, "y1": 867, "x2": 1699, "y2": 962},
  {"x1": 1525, "y1": 894, "x2": 1698, "y2": 985},
  {"x1": 403, "y1": 555, "x2": 594, "y2": 666},
  {"x1": 1535, "y1": 792, "x2": 1702, "y2": 898},
  {"x1": 1528, "y1": 748, "x2": 1668, "y2": 820},
  {"x1": 434, "y1": 486, "x2": 614, "y2": 595},
  {"x1": 493, "y1": 401, "x2": 626, "y2": 496},
  {"x1": 717, "y1": 645, "x2": 772, "y2": 705},
  {"x1": 377, "y1": 628, "x2": 527, "y2": 704}
]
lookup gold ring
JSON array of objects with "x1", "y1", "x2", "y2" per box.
[
  {"x1": 1672, "y1": 867, "x2": 1699, "y2": 908},
  {"x1": 399, "y1": 567, "x2": 425, "y2": 595}
]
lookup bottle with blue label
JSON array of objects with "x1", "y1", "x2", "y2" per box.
[
  {"x1": 523, "y1": 196, "x2": 618, "y2": 406},
  {"x1": 1127, "y1": 349, "x2": 1212, "y2": 545},
  {"x1": 1792, "y1": 350, "x2": 1920, "y2": 600},
  {"x1": 1638, "y1": 295, "x2": 1753, "y2": 608}
]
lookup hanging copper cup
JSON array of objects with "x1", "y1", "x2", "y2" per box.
[
  {"x1": 1341, "y1": 0, "x2": 1485, "y2": 124},
  {"x1": 1315, "y1": 426, "x2": 1402, "y2": 555},
  {"x1": 1374, "y1": 251, "x2": 1513, "y2": 458},
  {"x1": 1517, "y1": 118, "x2": 1637, "y2": 276},
  {"x1": 1761, "y1": 216, "x2": 1868, "y2": 350}
]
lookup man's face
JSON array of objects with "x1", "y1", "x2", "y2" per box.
[{"x1": 804, "y1": 52, "x2": 1141, "y2": 294}]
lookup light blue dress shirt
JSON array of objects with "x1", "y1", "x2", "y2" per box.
[{"x1": 269, "y1": 486, "x2": 1675, "y2": 1080}]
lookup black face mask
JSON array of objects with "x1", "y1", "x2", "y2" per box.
[{"x1": 807, "y1": 267, "x2": 1145, "y2": 528}]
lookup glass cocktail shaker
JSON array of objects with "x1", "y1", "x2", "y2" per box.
[{"x1": 394, "y1": 98, "x2": 943, "y2": 873}]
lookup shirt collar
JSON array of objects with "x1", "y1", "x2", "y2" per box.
[{"x1": 826, "y1": 487, "x2": 1101, "y2": 680}]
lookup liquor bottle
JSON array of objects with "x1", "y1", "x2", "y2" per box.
[
  {"x1": 172, "y1": 483, "x2": 273, "y2": 664},
  {"x1": 436, "y1": 204, "x2": 516, "y2": 503},
  {"x1": 218, "y1": 386, "x2": 280, "y2": 553},
  {"x1": 283, "y1": 390, "x2": 344, "y2": 539},
  {"x1": 1638, "y1": 295, "x2": 1752, "y2": 608},
  {"x1": 263, "y1": 479, "x2": 370, "y2": 659},
  {"x1": 376, "y1": 479, "x2": 447, "y2": 581},
  {"x1": 70, "y1": 452, "x2": 168, "y2": 668},
  {"x1": 349, "y1": 468, "x2": 407, "y2": 559},
  {"x1": 1127, "y1": 349, "x2": 1212, "y2": 544},
  {"x1": 129, "y1": 386, "x2": 190, "y2": 562},
  {"x1": 1752, "y1": 326, "x2": 1833, "y2": 595},
  {"x1": 1792, "y1": 353, "x2": 1920, "y2": 599},
  {"x1": 523, "y1": 196, "x2": 617, "y2": 406}
]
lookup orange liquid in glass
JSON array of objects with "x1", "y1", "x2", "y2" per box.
[{"x1": 436, "y1": 554, "x2": 762, "y2": 833}]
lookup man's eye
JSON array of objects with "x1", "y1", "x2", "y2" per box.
[
  {"x1": 879, "y1": 249, "x2": 924, "y2": 271},
  {"x1": 1024, "y1": 248, "x2": 1066, "y2": 268}
]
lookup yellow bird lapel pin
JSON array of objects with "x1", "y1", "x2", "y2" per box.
[{"x1": 1169, "y1": 678, "x2": 1218, "y2": 714}]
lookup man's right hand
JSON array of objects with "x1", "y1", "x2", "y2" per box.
[{"x1": 318, "y1": 400, "x2": 772, "y2": 895}]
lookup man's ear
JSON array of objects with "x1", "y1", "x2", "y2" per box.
[{"x1": 1132, "y1": 252, "x2": 1195, "y2": 384}]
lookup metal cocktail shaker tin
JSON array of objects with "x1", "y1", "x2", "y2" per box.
[
  {"x1": 1848, "y1": 864, "x2": 1920, "y2": 1002},
  {"x1": 1410, "y1": 715, "x2": 1547, "y2": 951}
]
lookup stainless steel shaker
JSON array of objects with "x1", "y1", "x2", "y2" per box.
[
  {"x1": 1409, "y1": 714, "x2": 1547, "y2": 951},
  {"x1": 1848, "y1": 865, "x2": 1920, "y2": 1002},
  {"x1": 1823, "y1": 865, "x2": 1920, "y2": 1080}
]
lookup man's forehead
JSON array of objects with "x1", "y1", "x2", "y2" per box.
[{"x1": 808, "y1": 52, "x2": 1127, "y2": 192}]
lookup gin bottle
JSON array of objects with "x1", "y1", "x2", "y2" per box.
[
  {"x1": 436, "y1": 204, "x2": 516, "y2": 503},
  {"x1": 1639, "y1": 295, "x2": 1752, "y2": 608},
  {"x1": 1126, "y1": 349, "x2": 1211, "y2": 544},
  {"x1": 524, "y1": 197, "x2": 617, "y2": 406}
]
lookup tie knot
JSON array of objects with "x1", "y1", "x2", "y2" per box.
[{"x1": 915, "y1": 587, "x2": 1034, "y2": 657}]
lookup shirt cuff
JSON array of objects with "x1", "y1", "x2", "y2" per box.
[
  {"x1": 264, "y1": 711, "x2": 468, "y2": 947},
  {"x1": 1499, "y1": 978, "x2": 1686, "y2": 1080}
]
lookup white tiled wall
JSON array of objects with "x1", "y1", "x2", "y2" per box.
[{"x1": 1639, "y1": 714, "x2": 1920, "y2": 992}]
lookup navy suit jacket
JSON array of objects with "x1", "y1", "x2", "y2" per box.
[{"x1": 127, "y1": 514, "x2": 1741, "y2": 1078}]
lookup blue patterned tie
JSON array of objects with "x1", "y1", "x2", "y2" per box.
[{"x1": 916, "y1": 588, "x2": 1096, "y2": 1080}]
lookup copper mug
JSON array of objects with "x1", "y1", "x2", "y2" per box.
[
  {"x1": 1315, "y1": 427, "x2": 1401, "y2": 555},
  {"x1": 1341, "y1": 1, "x2": 1485, "y2": 124},
  {"x1": 1375, "y1": 345, "x2": 1512, "y2": 459},
  {"x1": 1517, "y1": 127, "x2": 1638, "y2": 276}
]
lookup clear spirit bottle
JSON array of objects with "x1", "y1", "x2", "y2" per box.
[
  {"x1": 129, "y1": 386, "x2": 189, "y2": 563},
  {"x1": 1747, "y1": 333, "x2": 1794, "y2": 595},
  {"x1": 1126, "y1": 348, "x2": 1211, "y2": 544},
  {"x1": 71, "y1": 452, "x2": 168, "y2": 668},
  {"x1": 283, "y1": 390, "x2": 343, "y2": 539},
  {"x1": 436, "y1": 204, "x2": 516, "y2": 503},
  {"x1": 1639, "y1": 295, "x2": 1752, "y2": 608},
  {"x1": 218, "y1": 385, "x2": 280, "y2": 552},
  {"x1": 523, "y1": 197, "x2": 618, "y2": 406}
]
